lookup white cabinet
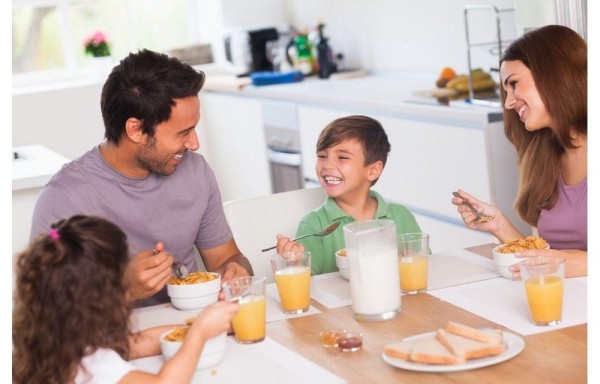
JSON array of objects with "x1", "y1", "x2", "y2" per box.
[
  {"x1": 199, "y1": 92, "x2": 271, "y2": 202},
  {"x1": 296, "y1": 105, "x2": 528, "y2": 253}
]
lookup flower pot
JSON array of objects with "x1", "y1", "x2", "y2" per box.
[{"x1": 90, "y1": 56, "x2": 114, "y2": 77}]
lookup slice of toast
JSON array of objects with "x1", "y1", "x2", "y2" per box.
[
  {"x1": 445, "y1": 321, "x2": 503, "y2": 345},
  {"x1": 383, "y1": 339, "x2": 418, "y2": 361},
  {"x1": 409, "y1": 335, "x2": 465, "y2": 365},
  {"x1": 436, "y1": 329, "x2": 505, "y2": 360}
]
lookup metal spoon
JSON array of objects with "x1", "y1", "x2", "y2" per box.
[
  {"x1": 261, "y1": 222, "x2": 341, "y2": 252},
  {"x1": 153, "y1": 248, "x2": 189, "y2": 279},
  {"x1": 452, "y1": 192, "x2": 495, "y2": 223},
  {"x1": 172, "y1": 261, "x2": 189, "y2": 279}
]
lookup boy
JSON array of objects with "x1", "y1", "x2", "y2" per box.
[{"x1": 276, "y1": 115, "x2": 422, "y2": 274}]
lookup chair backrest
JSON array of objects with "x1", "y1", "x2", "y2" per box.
[{"x1": 223, "y1": 187, "x2": 327, "y2": 284}]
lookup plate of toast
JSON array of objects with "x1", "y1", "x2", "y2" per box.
[{"x1": 382, "y1": 321, "x2": 525, "y2": 372}]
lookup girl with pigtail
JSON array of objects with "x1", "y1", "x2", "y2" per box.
[{"x1": 13, "y1": 215, "x2": 238, "y2": 384}]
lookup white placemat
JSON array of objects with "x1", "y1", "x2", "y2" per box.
[
  {"x1": 427, "y1": 249, "x2": 500, "y2": 290},
  {"x1": 310, "y1": 272, "x2": 352, "y2": 309},
  {"x1": 130, "y1": 304, "x2": 201, "y2": 332},
  {"x1": 266, "y1": 283, "x2": 321, "y2": 322},
  {"x1": 307, "y1": 249, "x2": 499, "y2": 309},
  {"x1": 131, "y1": 336, "x2": 346, "y2": 383},
  {"x1": 130, "y1": 286, "x2": 320, "y2": 332},
  {"x1": 428, "y1": 276, "x2": 587, "y2": 335}
]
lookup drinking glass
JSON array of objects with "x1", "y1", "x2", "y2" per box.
[
  {"x1": 398, "y1": 233, "x2": 430, "y2": 294},
  {"x1": 222, "y1": 276, "x2": 267, "y2": 343},
  {"x1": 270, "y1": 251, "x2": 311, "y2": 314},
  {"x1": 520, "y1": 257, "x2": 565, "y2": 326}
]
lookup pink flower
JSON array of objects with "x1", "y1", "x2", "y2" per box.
[{"x1": 84, "y1": 31, "x2": 111, "y2": 57}]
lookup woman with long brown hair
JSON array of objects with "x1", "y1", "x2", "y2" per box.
[
  {"x1": 13, "y1": 215, "x2": 238, "y2": 383},
  {"x1": 452, "y1": 25, "x2": 587, "y2": 278}
]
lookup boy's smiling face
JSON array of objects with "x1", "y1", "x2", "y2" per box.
[{"x1": 316, "y1": 138, "x2": 381, "y2": 198}]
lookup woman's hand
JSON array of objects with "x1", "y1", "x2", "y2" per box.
[
  {"x1": 452, "y1": 190, "x2": 501, "y2": 231},
  {"x1": 509, "y1": 248, "x2": 588, "y2": 279}
]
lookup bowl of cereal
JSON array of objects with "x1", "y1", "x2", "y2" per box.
[
  {"x1": 167, "y1": 271, "x2": 221, "y2": 310},
  {"x1": 335, "y1": 249, "x2": 349, "y2": 280},
  {"x1": 493, "y1": 237, "x2": 549, "y2": 279},
  {"x1": 160, "y1": 325, "x2": 227, "y2": 371}
]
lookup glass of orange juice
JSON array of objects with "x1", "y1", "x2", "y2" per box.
[
  {"x1": 398, "y1": 233, "x2": 429, "y2": 294},
  {"x1": 270, "y1": 251, "x2": 311, "y2": 314},
  {"x1": 222, "y1": 276, "x2": 266, "y2": 343},
  {"x1": 520, "y1": 257, "x2": 565, "y2": 326}
]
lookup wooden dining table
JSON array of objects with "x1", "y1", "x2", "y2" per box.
[{"x1": 264, "y1": 244, "x2": 587, "y2": 383}]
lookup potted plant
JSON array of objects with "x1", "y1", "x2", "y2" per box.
[
  {"x1": 84, "y1": 31, "x2": 113, "y2": 76},
  {"x1": 84, "y1": 31, "x2": 111, "y2": 57}
]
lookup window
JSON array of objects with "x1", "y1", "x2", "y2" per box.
[{"x1": 12, "y1": 0, "x2": 218, "y2": 84}]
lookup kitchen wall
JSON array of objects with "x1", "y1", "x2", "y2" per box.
[
  {"x1": 219, "y1": 0, "x2": 519, "y2": 74},
  {"x1": 13, "y1": 0, "x2": 544, "y2": 160}
]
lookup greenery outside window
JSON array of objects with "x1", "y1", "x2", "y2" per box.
[{"x1": 13, "y1": 0, "x2": 216, "y2": 85}]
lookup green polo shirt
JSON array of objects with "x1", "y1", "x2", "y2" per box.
[{"x1": 296, "y1": 190, "x2": 422, "y2": 275}]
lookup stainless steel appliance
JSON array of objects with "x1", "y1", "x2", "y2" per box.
[{"x1": 263, "y1": 101, "x2": 305, "y2": 193}]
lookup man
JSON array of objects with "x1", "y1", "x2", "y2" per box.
[{"x1": 31, "y1": 49, "x2": 253, "y2": 306}]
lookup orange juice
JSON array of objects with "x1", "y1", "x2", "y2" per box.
[
  {"x1": 399, "y1": 256, "x2": 428, "y2": 293},
  {"x1": 231, "y1": 295, "x2": 266, "y2": 343},
  {"x1": 524, "y1": 275, "x2": 563, "y2": 324},
  {"x1": 274, "y1": 266, "x2": 311, "y2": 313}
]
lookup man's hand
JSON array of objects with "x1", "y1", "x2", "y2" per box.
[{"x1": 125, "y1": 241, "x2": 174, "y2": 301}]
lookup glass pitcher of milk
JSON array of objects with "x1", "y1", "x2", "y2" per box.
[{"x1": 344, "y1": 219, "x2": 401, "y2": 321}]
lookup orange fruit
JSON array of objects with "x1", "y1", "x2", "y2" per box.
[{"x1": 439, "y1": 67, "x2": 457, "y2": 80}]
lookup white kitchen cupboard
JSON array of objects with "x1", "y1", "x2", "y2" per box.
[
  {"x1": 297, "y1": 105, "x2": 528, "y2": 253},
  {"x1": 199, "y1": 92, "x2": 271, "y2": 203}
]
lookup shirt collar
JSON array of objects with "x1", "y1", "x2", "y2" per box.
[{"x1": 322, "y1": 190, "x2": 392, "y2": 221}]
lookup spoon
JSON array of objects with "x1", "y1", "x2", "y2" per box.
[
  {"x1": 261, "y1": 222, "x2": 341, "y2": 252},
  {"x1": 452, "y1": 192, "x2": 495, "y2": 223},
  {"x1": 172, "y1": 262, "x2": 189, "y2": 279},
  {"x1": 153, "y1": 247, "x2": 189, "y2": 279}
]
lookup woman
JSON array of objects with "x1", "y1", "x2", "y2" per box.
[{"x1": 452, "y1": 25, "x2": 587, "y2": 278}]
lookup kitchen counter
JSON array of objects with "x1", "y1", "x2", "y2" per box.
[
  {"x1": 12, "y1": 144, "x2": 69, "y2": 191},
  {"x1": 202, "y1": 72, "x2": 503, "y2": 127}
]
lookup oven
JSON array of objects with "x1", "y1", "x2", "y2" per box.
[{"x1": 263, "y1": 101, "x2": 305, "y2": 193}]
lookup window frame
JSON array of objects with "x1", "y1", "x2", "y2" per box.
[{"x1": 12, "y1": 0, "x2": 206, "y2": 87}]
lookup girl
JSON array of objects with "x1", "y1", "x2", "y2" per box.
[{"x1": 13, "y1": 215, "x2": 239, "y2": 383}]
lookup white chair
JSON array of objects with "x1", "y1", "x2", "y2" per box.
[{"x1": 223, "y1": 187, "x2": 327, "y2": 284}]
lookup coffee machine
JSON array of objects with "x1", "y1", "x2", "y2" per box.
[{"x1": 224, "y1": 27, "x2": 280, "y2": 76}]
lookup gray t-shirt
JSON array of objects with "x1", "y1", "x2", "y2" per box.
[{"x1": 31, "y1": 146, "x2": 233, "y2": 306}]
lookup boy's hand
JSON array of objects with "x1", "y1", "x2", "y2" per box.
[{"x1": 275, "y1": 234, "x2": 305, "y2": 259}]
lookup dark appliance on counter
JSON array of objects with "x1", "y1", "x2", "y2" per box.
[{"x1": 225, "y1": 28, "x2": 280, "y2": 76}]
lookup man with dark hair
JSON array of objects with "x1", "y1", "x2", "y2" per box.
[{"x1": 31, "y1": 49, "x2": 253, "y2": 306}]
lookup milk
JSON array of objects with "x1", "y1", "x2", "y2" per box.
[
  {"x1": 344, "y1": 219, "x2": 401, "y2": 321},
  {"x1": 349, "y1": 248, "x2": 400, "y2": 315}
]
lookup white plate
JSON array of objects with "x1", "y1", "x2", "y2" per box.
[{"x1": 381, "y1": 330, "x2": 525, "y2": 372}]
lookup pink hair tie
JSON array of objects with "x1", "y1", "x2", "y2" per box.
[{"x1": 49, "y1": 229, "x2": 60, "y2": 241}]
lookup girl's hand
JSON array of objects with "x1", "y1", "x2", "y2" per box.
[{"x1": 191, "y1": 301, "x2": 239, "y2": 340}]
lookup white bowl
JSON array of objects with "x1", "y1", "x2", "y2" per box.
[
  {"x1": 335, "y1": 249, "x2": 349, "y2": 280},
  {"x1": 492, "y1": 245, "x2": 521, "y2": 279},
  {"x1": 167, "y1": 272, "x2": 221, "y2": 310},
  {"x1": 160, "y1": 330, "x2": 227, "y2": 371}
]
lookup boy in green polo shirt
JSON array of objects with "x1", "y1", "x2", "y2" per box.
[{"x1": 275, "y1": 115, "x2": 422, "y2": 274}]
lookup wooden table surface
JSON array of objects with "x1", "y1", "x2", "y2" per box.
[{"x1": 266, "y1": 244, "x2": 587, "y2": 383}]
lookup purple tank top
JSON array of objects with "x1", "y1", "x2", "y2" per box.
[{"x1": 537, "y1": 175, "x2": 587, "y2": 250}]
